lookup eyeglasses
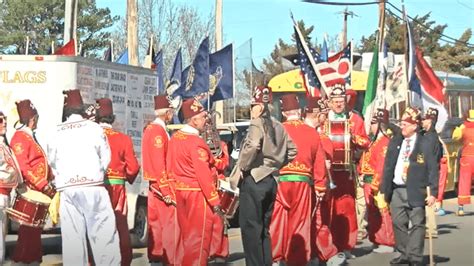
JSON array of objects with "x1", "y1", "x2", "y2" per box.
[{"x1": 0, "y1": 117, "x2": 6, "y2": 124}]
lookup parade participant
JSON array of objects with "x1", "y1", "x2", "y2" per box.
[
  {"x1": 142, "y1": 95, "x2": 180, "y2": 265},
  {"x1": 421, "y1": 107, "x2": 444, "y2": 237},
  {"x1": 304, "y1": 96, "x2": 346, "y2": 266},
  {"x1": 209, "y1": 140, "x2": 231, "y2": 262},
  {"x1": 96, "y1": 98, "x2": 140, "y2": 266},
  {"x1": 359, "y1": 109, "x2": 395, "y2": 253},
  {"x1": 10, "y1": 99, "x2": 55, "y2": 264},
  {"x1": 323, "y1": 84, "x2": 370, "y2": 258},
  {"x1": 381, "y1": 107, "x2": 439, "y2": 266},
  {"x1": 167, "y1": 98, "x2": 223, "y2": 266},
  {"x1": 47, "y1": 89, "x2": 120, "y2": 265},
  {"x1": 0, "y1": 110, "x2": 21, "y2": 264},
  {"x1": 452, "y1": 109, "x2": 474, "y2": 216},
  {"x1": 230, "y1": 86, "x2": 297, "y2": 266},
  {"x1": 270, "y1": 94, "x2": 326, "y2": 266}
]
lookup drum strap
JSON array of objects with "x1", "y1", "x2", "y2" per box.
[
  {"x1": 279, "y1": 175, "x2": 311, "y2": 184},
  {"x1": 104, "y1": 178, "x2": 126, "y2": 185}
]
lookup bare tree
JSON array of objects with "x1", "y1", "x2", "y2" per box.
[{"x1": 111, "y1": 0, "x2": 215, "y2": 78}]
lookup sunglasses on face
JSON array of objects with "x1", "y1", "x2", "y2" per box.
[{"x1": 0, "y1": 117, "x2": 6, "y2": 124}]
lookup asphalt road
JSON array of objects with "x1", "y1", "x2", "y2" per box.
[{"x1": 3, "y1": 196, "x2": 473, "y2": 265}]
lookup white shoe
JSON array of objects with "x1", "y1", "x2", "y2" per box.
[
  {"x1": 327, "y1": 252, "x2": 346, "y2": 265},
  {"x1": 343, "y1": 250, "x2": 355, "y2": 259},
  {"x1": 373, "y1": 245, "x2": 394, "y2": 253}
]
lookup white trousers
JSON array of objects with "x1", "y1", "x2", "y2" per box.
[
  {"x1": 0, "y1": 194, "x2": 9, "y2": 265},
  {"x1": 60, "y1": 186, "x2": 120, "y2": 265}
]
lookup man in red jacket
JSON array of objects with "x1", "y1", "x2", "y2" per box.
[
  {"x1": 270, "y1": 94, "x2": 326, "y2": 266},
  {"x1": 10, "y1": 100, "x2": 55, "y2": 264},
  {"x1": 96, "y1": 98, "x2": 140, "y2": 266},
  {"x1": 322, "y1": 84, "x2": 370, "y2": 258},
  {"x1": 167, "y1": 98, "x2": 223, "y2": 266},
  {"x1": 359, "y1": 109, "x2": 395, "y2": 253},
  {"x1": 142, "y1": 95, "x2": 181, "y2": 264}
]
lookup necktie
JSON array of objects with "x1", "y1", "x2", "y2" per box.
[
  {"x1": 335, "y1": 113, "x2": 345, "y2": 119},
  {"x1": 402, "y1": 139, "x2": 411, "y2": 183}
]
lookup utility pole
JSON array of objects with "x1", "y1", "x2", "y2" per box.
[
  {"x1": 378, "y1": 0, "x2": 386, "y2": 48},
  {"x1": 337, "y1": 7, "x2": 357, "y2": 47},
  {"x1": 214, "y1": 0, "x2": 224, "y2": 124},
  {"x1": 127, "y1": 0, "x2": 138, "y2": 66}
]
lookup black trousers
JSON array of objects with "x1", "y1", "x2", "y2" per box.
[
  {"x1": 390, "y1": 187, "x2": 426, "y2": 263},
  {"x1": 239, "y1": 174, "x2": 277, "y2": 266}
]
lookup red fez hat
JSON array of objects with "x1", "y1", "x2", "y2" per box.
[
  {"x1": 154, "y1": 95, "x2": 172, "y2": 110},
  {"x1": 280, "y1": 94, "x2": 300, "y2": 112},
  {"x1": 16, "y1": 99, "x2": 38, "y2": 122},
  {"x1": 371, "y1": 108, "x2": 389, "y2": 124},
  {"x1": 63, "y1": 89, "x2": 84, "y2": 108},
  {"x1": 423, "y1": 107, "x2": 438, "y2": 121},
  {"x1": 329, "y1": 83, "x2": 346, "y2": 98},
  {"x1": 305, "y1": 96, "x2": 327, "y2": 114},
  {"x1": 181, "y1": 98, "x2": 205, "y2": 120},
  {"x1": 96, "y1": 98, "x2": 113, "y2": 118},
  {"x1": 252, "y1": 86, "x2": 272, "y2": 105},
  {"x1": 402, "y1": 107, "x2": 421, "y2": 124}
]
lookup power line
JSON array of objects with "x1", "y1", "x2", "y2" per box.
[{"x1": 301, "y1": 0, "x2": 474, "y2": 48}]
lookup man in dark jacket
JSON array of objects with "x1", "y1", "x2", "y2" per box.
[{"x1": 381, "y1": 107, "x2": 439, "y2": 266}]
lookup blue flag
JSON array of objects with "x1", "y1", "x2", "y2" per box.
[
  {"x1": 209, "y1": 43, "x2": 234, "y2": 103},
  {"x1": 115, "y1": 49, "x2": 128, "y2": 65},
  {"x1": 153, "y1": 50, "x2": 165, "y2": 94},
  {"x1": 179, "y1": 37, "x2": 210, "y2": 99},
  {"x1": 169, "y1": 49, "x2": 182, "y2": 89},
  {"x1": 103, "y1": 44, "x2": 112, "y2": 62}
]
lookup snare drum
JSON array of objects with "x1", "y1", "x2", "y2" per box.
[
  {"x1": 327, "y1": 120, "x2": 352, "y2": 171},
  {"x1": 218, "y1": 180, "x2": 239, "y2": 218},
  {"x1": 6, "y1": 189, "x2": 52, "y2": 228}
]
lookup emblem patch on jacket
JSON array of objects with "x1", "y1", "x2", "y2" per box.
[{"x1": 416, "y1": 154, "x2": 425, "y2": 164}]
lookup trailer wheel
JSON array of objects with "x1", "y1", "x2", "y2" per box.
[{"x1": 131, "y1": 200, "x2": 148, "y2": 248}]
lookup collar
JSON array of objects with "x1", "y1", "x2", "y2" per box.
[
  {"x1": 285, "y1": 115, "x2": 300, "y2": 121},
  {"x1": 181, "y1": 124, "x2": 200, "y2": 135},
  {"x1": 405, "y1": 133, "x2": 417, "y2": 143},
  {"x1": 329, "y1": 110, "x2": 346, "y2": 120},
  {"x1": 18, "y1": 125, "x2": 34, "y2": 136},
  {"x1": 152, "y1": 117, "x2": 167, "y2": 129},
  {"x1": 304, "y1": 118, "x2": 316, "y2": 128},
  {"x1": 99, "y1": 123, "x2": 112, "y2": 129},
  {"x1": 66, "y1": 114, "x2": 86, "y2": 123}
]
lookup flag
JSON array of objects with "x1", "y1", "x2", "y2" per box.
[
  {"x1": 115, "y1": 49, "x2": 128, "y2": 64},
  {"x1": 168, "y1": 48, "x2": 183, "y2": 98},
  {"x1": 294, "y1": 28, "x2": 323, "y2": 97},
  {"x1": 54, "y1": 39, "x2": 75, "y2": 56},
  {"x1": 415, "y1": 47, "x2": 448, "y2": 132},
  {"x1": 209, "y1": 43, "x2": 234, "y2": 103},
  {"x1": 315, "y1": 42, "x2": 352, "y2": 88},
  {"x1": 362, "y1": 45, "x2": 379, "y2": 133},
  {"x1": 103, "y1": 43, "x2": 112, "y2": 61},
  {"x1": 321, "y1": 34, "x2": 329, "y2": 62},
  {"x1": 385, "y1": 61, "x2": 408, "y2": 109},
  {"x1": 178, "y1": 37, "x2": 210, "y2": 99},
  {"x1": 153, "y1": 50, "x2": 165, "y2": 94}
]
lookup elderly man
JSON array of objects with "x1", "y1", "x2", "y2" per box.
[
  {"x1": 142, "y1": 95, "x2": 181, "y2": 265},
  {"x1": 96, "y1": 97, "x2": 140, "y2": 266},
  {"x1": 381, "y1": 107, "x2": 439, "y2": 266},
  {"x1": 47, "y1": 90, "x2": 120, "y2": 265},
  {"x1": 10, "y1": 99, "x2": 55, "y2": 264},
  {"x1": 230, "y1": 86, "x2": 297, "y2": 266},
  {"x1": 167, "y1": 98, "x2": 223, "y2": 266},
  {"x1": 270, "y1": 94, "x2": 325, "y2": 266}
]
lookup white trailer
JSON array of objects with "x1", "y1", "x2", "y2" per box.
[{"x1": 0, "y1": 55, "x2": 155, "y2": 246}]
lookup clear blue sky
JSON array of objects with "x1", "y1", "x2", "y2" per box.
[{"x1": 97, "y1": 0, "x2": 474, "y2": 65}]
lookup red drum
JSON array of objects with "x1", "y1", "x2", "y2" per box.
[
  {"x1": 6, "y1": 189, "x2": 51, "y2": 228},
  {"x1": 218, "y1": 180, "x2": 239, "y2": 218},
  {"x1": 327, "y1": 120, "x2": 352, "y2": 171}
]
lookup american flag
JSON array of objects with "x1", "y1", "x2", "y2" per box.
[
  {"x1": 316, "y1": 42, "x2": 352, "y2": 88},
  {"x1": 294, "y1": 28, "x2": 323, "y2": 97}
]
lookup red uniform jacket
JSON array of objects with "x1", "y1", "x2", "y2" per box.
[
  {"x1": 359, "y1": 135, "x2": 390, "y2": 191},
  {"x1": 213, "y1": 141, "x2": 229, "y2": 179},
  {"x1": 461, "y1": 121, "x2": 474, "y2": 156},
  {"x1": 10, "y1": 130, "x2": 52, "y2": 191},
  {"x1": 103, "y1": 126, "x2": 140, "y2": 183},
  {"x1": 319, "y1": 133, "x2": 334, "y2": 161},
  {"x1": 142, "y1": 123, "x2": 172, "y2": 196},
  {"x1": 167, "y1": 130, "x2": 220, "y2": 207},
  {"x1": 280, "y1": 120, "x2": 327, "y2": 192}
]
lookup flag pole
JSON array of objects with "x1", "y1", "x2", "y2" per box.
[
  {"x1": 291, "y1": 13, "x2": 329, "y2": 96},
  {"x1": 111, "y1": 40, "x2": 114, "y2": 62},
  {"x1": 402, "y1": 0, "x2": 410, "y2": 111},
  {"x1": 51, "y1": 41, "x2": 55, "y2": 54},
  {"x1": 25, "y1": 36, "x2": 29, "y2": 55},
  {"x1": 232, "y1": 42, "x2": 236, "y2": 123}
]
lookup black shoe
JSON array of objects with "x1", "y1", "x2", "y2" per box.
[
  {"x1": 409, "y1": 262, "x2": 425, "y2": 266},
  {"x1": 390, "y1": 255, "x2": 410, "y2": 264}
]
